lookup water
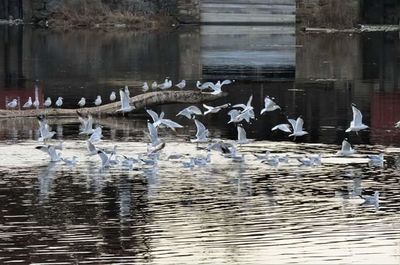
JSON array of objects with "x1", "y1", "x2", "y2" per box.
[{"x1": 1, "y1": 25, "x2": 400, "y2": 264}]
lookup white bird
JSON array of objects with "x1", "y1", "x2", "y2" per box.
[
  {"x1": 147, "y1": 121, "x2": 163, "y2": 147},
  {"x1": 288, "y1": 117, "x2": 308, "y2": 139},
  {"x1": 336, "y1": 139, "x2": 355, "y2": 156},
  {"x1": 262, "y1": 156, "x2": 280, "y2": 167},
  {"x1": 346, "y1": 104, "x2": 368, "y2": 133},
  {"x1": 175, "y1": 80, "x2": 186, "y2": 89},
  {"x1": 158, "y1": 78, "x2": 172, "y2": 90},
  {"x1": 86, "y1": 140, "x2": 98, "y2": 156},
  {"x1": 118, "y1": 87, "x2": 135, "y2": 113},
  {"x1": 151, "y1": 81, "x2": 158, "y2": 89},
  {"x1": 227, "y1": 109, "x2": 241, "y2": 124},
  {"x1": 35, "y1": 145, "x2": 61, "y2": 162},
  {"x1": 196, "y1": 81, "x2": 211, "y2": 91},
  {"x1": 94, "y1": 96, "x2": 102, "y2": 106},
  {"x1": 207, "y1": 141, "x2": 235, "y2": 155},
  {"x1": 146, "y1": 109, "x2": 183, "y2": 131},
  {"x1": 147, "y1": 141, "x2": 166, "y2": 154},
  {"x1": 44, "y1": 97, "x2": 52, "y2": 107},
  {"x1": 191, "y1": 119, "x2": 209, "y2": 143},
  {"x1": 237, "y1": 124, "x2": 250, "y2": 144},
  {"x1": 254, "y1": 151, "x2": 270, "y2": 160},
  {"x1": 37, "y1": 115, "x2": 56, "y2": 142},
  {"x1": 271, "y1": 123, "x2": 292, "y2": 133},
  {"x1": 231, "y1": 95, "x2": 255, "y2": 124},
  {"x1": 297, "y1": 156, "x2": 316, "y2": 167},
  {"x1": 110, "y1": 91, "x2": 116, "y2": 101},
  {"x1": 7, "y1": 99, "x2": 17, "y2": 109},
  {"x1": 77, "y1": 112, "x2": 94, "y2": 135},
  {"x1": 200, "y1": 80, "x2": 233, "y2": 95},
  {"x1": 395, "y1": 121, "x2": 400, "y2": 128},
  {"x1": 203, "y1": 103, "x2": 230, "y2": 115},
  {"x1": 177, "y1": 105, "x2": 202, "y2": 119},
  {"x1": 23, "y1": 97, "x2": 32, "y2": 108},
  {"x1": 88, "y1": 127, "x2": 103, "y2": 143},
  {"x1": 61, "y1": 156, "x2": 77, "y2": 166},
  {"x1": 78, "y1": 97, "x2": 86, "y2": 107},
  {"x1": 55, "y1": 97, "x2": 63, "y2": 108},
  {"x1": 33, "y1": 98, "x2": 40, "y2": 108},
  {"x1": 308, "y1": 154, "x2": 322, "y2": 165},
  {"x1": 368, "y1": 153, "x2": 384, "y2": 165},
  {"x1": 142, "y1": 82, "x2": 149, "y2": 92},
  {"x1": 359, "y1": 191, "x2": 379, "y2": 204},
  {"x1": 97, "y1": 149, "x2": 116, "y2": 168},
  {"x1": 261, "y1": 96, "x2": 281, "y2": 114}
]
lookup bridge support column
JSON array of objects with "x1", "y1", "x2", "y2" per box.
[{"x1": 176, "y1": 0, "x2": 200, "y2": 24}]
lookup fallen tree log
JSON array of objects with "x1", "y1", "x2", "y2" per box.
[{"x1": 0, "y1": 90, "x2": 226, "y2": 118}]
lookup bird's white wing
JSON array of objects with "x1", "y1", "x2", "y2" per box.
[
  {"x1": 203, "y1": 104, "x2": 213, "y2": 111},
  {"x1": 288, "y1": 119, "x2": 297, "y2": 130},
  {"x1": 220, "y1": 80, "x2": 232, "y2": 86},
  {"x1": 246, "y1": 95, "x2": 253, "y2": 107},
  {"x1": 188, "y1": 106, "x2": 202, "y2": 115},
  {"x1": 146, "y1": 109, "x2": 159, "y2": 123},
  {"x1": 352, "y1": 105, "x2": 363, "y2": 126},
  {"x1": 342, "y1": 139, "x2": 352, "y2": 152},
  {"x1": 237, "y1": 126, "x2": 247, "y2": 142},
  {"x1": 271, "y1": 124, "x2": 292, "y2": 133},
  {"x1": 194, "y1": 119, "x2": 207, "y2": 138},
  {"x1": 232, "y1": 104, "x2": 247, "y2": 109},
  {"x1": 97, "y1": 150, "x2": 109, "y2": 167},
  {"x1": 147, "y1": 122, "x2": 160, "y2": 145},
  {"x1": 295, "y1": 117, "x2": 305, "y2": 133},
  {"x1": 177, "y1": 108, "x2": 191, "y2": 119},
  {"x1": 160, "y1": 119, "x2": 183, "y2": 130}
]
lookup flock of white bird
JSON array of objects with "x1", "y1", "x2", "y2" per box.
[{"x1": 6, "y1": 78, "x2": 383, "y2": 204}]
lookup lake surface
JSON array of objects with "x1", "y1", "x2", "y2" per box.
[{"x1": 0, "y1": 25, "x2": 400, "y2": 264}]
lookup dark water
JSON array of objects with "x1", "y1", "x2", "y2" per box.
[{"x1": 1, "y1": 25, "x2": 400, "y2": 264}]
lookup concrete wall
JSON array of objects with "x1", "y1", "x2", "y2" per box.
[
  {"x1": 176, "y1": 0, "x2": 200, "y2": 24},
  {"x1": 296, "y1": 0, "x2": 361, "y2": 29}
]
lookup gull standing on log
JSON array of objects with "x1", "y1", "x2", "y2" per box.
[
  {"x1": 7, "y1": 99, "x2": 17, "y2": 109},
  {"x1": 94, "y1": 96, "x2": 102, "y2": 107},
  {"x1": 78, "y1": 97, "x2": 86, "y2": 108},
  {"x1": 175, "y1": 80, "x2": 186, "y2": 89},
  {"x1": 110, "y1": 91, "x2": 116, "y2": 102},
  {"x1": 23, "y1": 97, "x2": 32, "y2": 108},
  {"x1": 55, "y1": 97, "x2": 63, "y2": 108},
  {"x1": 44, "y1": 97, "x2": 52, "y2": 108}
]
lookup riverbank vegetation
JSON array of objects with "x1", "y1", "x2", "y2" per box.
[{"x1": 44, "y1": 0, "x2": 176, "y2": 29}]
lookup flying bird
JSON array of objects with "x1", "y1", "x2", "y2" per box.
[
  {"x1": 177, "y1": 105, "x2": 202, "y2": 119},
  {"x1": 336, "y1": 139, "x2": 355, "y2": 156},
  {"x1": 260, "y1": 96, "x2": 281, "y2": 114},
  {"x1": 203, "y1": 103, "x2": 230, "y2": 115},
  {"x1": 346, "y1": 104, "x2": 368, "y2": 133}
]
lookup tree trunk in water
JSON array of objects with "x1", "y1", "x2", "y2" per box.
[{"x1": 0, "y1": 90, "x2": 226, "y2": 118}]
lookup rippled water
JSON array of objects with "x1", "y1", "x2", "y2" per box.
[{"x1": 1, "y1": 25, "x2": 400, "y2": 264}]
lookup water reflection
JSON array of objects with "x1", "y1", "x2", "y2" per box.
[{"x1": 0, "y1": 24, "x2": 400, "y2": 264}]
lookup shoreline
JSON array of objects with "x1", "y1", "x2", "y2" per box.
[{"x1": 302, "y1": 24, "x2": 400, "y2": 34}]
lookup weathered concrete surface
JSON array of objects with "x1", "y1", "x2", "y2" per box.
[{"x1": 296, "y1": 0, "x2": 361, "y2": 29}]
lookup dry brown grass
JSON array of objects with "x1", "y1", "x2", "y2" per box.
[{"x1": 48, "y1": 0, "x2": 166, "y2": 29}]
